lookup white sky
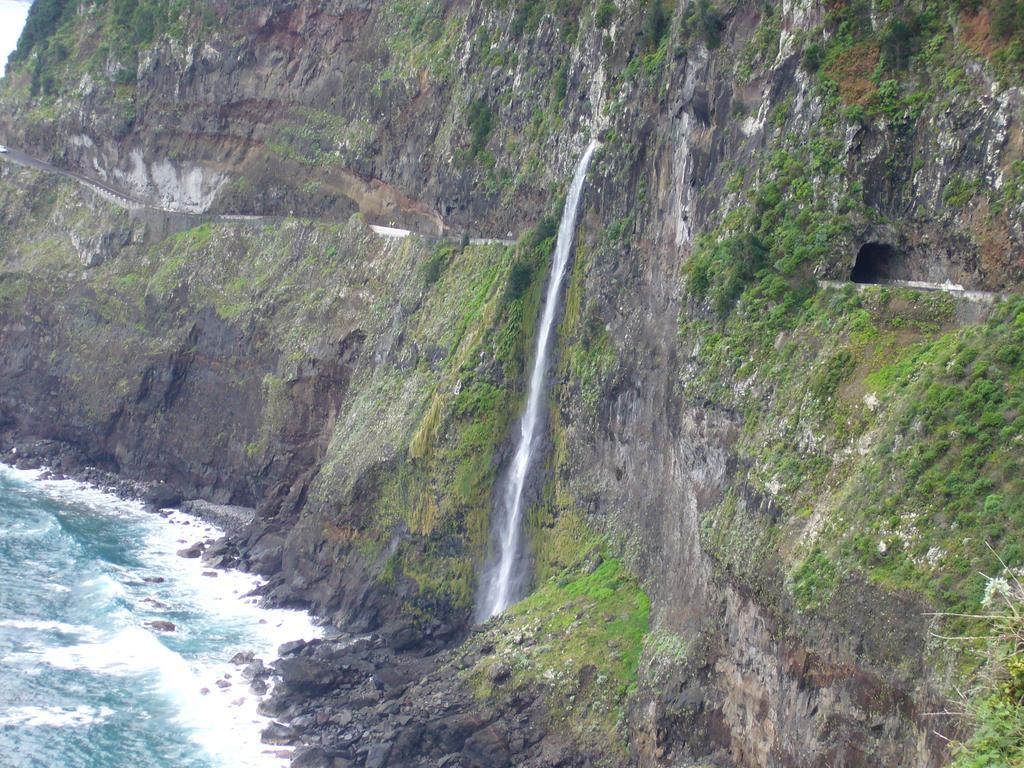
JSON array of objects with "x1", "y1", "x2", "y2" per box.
[{"x1": 0, "y1": 0, "x2": 32, "y2": 78}]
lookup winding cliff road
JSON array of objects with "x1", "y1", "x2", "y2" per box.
[
  {"x1": 3, "y1": 151, "x2": 1004, "y2": 296},
  {"x1": 2, "y1": 147, "x2": 147, "y2": 209},
  {"x1": 0, "y1": 148, "x2": 515, "y2": 246},
  {"x1": 817, "y1": 278, "x2": 1001, "y2": 302}
]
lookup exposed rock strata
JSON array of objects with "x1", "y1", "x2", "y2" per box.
[{"x1": 3, "y1": 0, "x2": 1024, "y2": 766}]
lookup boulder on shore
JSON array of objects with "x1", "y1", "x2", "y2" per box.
[{"x1": 176, "y1": 542, "x2": 204, "y2": 558}]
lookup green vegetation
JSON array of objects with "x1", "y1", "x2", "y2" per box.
[
  {"x1": 596, "y1": 1, "x2": 616, "y2": 29},
  {"x1": 950, "y1": 571, "x2": 1024, "y2": 766},
  {"x1": 643, "y1": 0, "x2": 672, "y2": 50},
  {"x1": 701, "y1": 491, "x2": 780, "y2": 601},
  {"x1": 266, "y1": 109, "x2": 373, "y2": 169},
  {"x1": 953, "y1": 695, "x2": 1024, "y2": 767},
  {"x1": 685, "y1": 137, "x2": 856, "y2": 318},
  {"x1": 506, "y1": 0, "x2": 585, "y2": 40},
  {"x1": 467, "y1": 98, "x2": 495, "y2": 157},
  {"x1": 943, "y1": 174, "x2": 980, "y2": 207},
  {"x1": 346, "y1": 216, "x2": 564, "y2": 617},
  {"x1": 737, "y1": 4, "x2": 781, "y2": 81},
  {"x1": 9, "y1": 0, "x2": 72, "y2": 66},
  {"x1": 8, "y1": 0, "x2": 208, "y2": 96},
  {"x1": 788, "y1": 547, "x2": 839, "y2": 612},
  {"x1": 470, "y1": 557, "x2": 649, "y2": 752},
  {"x1": 824, "y1": 299, "x2": 1024, "y2": 619},
  {"x1": 680, "y1": 0, "x2": 725, "y2": 50},
  {"x1": 558, "y1": 232, "x2": 615, "y2": 416},
  {"x1": 420, "y1": 243, "x2": 453, "y2": 287},
  {"x1": 381, "y1": 1, "x2": 467, "y2": 81}
]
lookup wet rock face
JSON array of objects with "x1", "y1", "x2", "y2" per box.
[
  {"x1": 0, "y1": 237, "x2": 365, "y2": 511},
  {"x1": 70, "y1": 227, "x2": 132, "y2": 267},
  {"x1": 2, "y1": 1, "x2": 1024, "y2": 766},
  {"x1": 564, "y1": 192, "x2": 951, "y2": 765}
]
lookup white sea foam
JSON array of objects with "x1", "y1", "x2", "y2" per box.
[
  {"x1": 0, "y1": 705, "x2": 115, "y2": 728},
  {"x1": 0, "y1": 618, "x2": 95, "y2": 635},
  {"x1": 77, "y1": 574, "x2": 129, "y2": 601},
  {"x1": 0, "y1": 518, "x2": 57, "y2": 538},
  {"x1": 0, "y1": 464, "x2": 323, "y2": 767},
  {"x1": 135, "y1": 509, "x2": 322, "y2": 767},
  {"x1": 41, "y1": 624, "x2": 173, "y2": 675}
]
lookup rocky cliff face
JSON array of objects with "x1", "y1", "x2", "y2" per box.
[{"x1": 3, "y1": 0, "x2": 1024, "y2": 766}]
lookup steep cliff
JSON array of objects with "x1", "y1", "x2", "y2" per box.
[{"x1": 3, "y1": 0, "x2": 1024, "y2": 765}]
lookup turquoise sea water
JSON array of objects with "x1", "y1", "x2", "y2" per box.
[{"x1": 0, "y1": 466, "x2": 317, "y2": 768}]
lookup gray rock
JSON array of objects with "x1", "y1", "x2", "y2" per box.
[
  {"x1": 364, "y1": 742, "x2": 391, "y2": 768},
  {"x1": 181, "y1": 499, "x2": 256, "y2": 535},
  {"x1": 278, "y1": 657, "x2": 335, "y2": 693},
  {"x1": 333, "y1": 709, "x2": 352, "y2": 726},
  {"x1": 278, "y1": 639, "x2": 307, "y2": 657},
  {"x1": 291, "y1": 747, "x2": 332, "y2": 768},
  {"x1": 261, "y1": 721, "x2": 297, "y2": 745},
  {"x1": 176, "y1": 542, "x2": 204, "y2": 558},
  {"x1": 241, "y1": 659, "x2": 266, "y2": 680}
]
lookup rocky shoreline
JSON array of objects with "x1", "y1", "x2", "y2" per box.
[
  {"x1": 260, "y1": 629, "x2": 592, "y2": 768},
  {"x1": 2, "y1": 431, "x2": 206, "y2": 512},
  {"x1": 0, "y1": 430, "x2": 588, "y2": 768}
]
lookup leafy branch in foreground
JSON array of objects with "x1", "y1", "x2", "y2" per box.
[{"x1": 934, "y1": 548, "x2": 1024, "y2": 766}]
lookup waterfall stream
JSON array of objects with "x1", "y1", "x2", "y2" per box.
[{"x1": 476, "y1": 139, "x2": 599, "y2": 621}]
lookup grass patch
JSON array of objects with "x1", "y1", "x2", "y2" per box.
[{"x1": 470, "y1": 557, "x2": 649, "y2": 753}]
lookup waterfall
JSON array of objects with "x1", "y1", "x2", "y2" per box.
[{"x1": 476, "y1": 139, "x2": 599, "y2": 622}]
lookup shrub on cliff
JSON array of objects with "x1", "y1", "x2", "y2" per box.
[
  {"x1": 467, "y1": 99, "x2": 494, "y2": 157},
  {"x1": 9, "y1": 0, "x2": 71, "y2": 65},
  {"x1": 680, "y1": 0, "x2": 725, "y2": 49},
  {"x1": 950, "y1": 569, "x2": 1024, "y2": 766}
]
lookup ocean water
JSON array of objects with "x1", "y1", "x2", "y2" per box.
[{"x1": 0, "y1": 465, "x2": 320, "y2": 768}]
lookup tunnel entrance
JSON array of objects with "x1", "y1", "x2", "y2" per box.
[{"x1": 850, "y1": 242, "x2": 901, "y2": 284}]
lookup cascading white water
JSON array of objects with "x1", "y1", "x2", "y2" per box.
[{"x1": 476, "y1": 139, "x2": 599, "y2": 621}]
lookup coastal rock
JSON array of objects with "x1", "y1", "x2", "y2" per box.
[
  {"x1": 176, "y1": 542, "x2": 204, "y2": 559},
  {"x1": 261, "y1": 721, "x2": 297, "y2": 746},
  {"x1": 241, "y1": 659, "x2": 266, "y2": 680},
  {"x1": 291, "y1": 747, "x2": 333, "y2": 768},
  {"x1": 146, "y1": 620, "x2": 176, "y2": 632},
  {"x1": 143, "y1": 483, "x2": 182, "y2": 510},
  {"x1": 364, "y1": 742, "x2": 391, "y2": 768},
  {"x1": 181, "y1": 500, "x2": 256, "y2": 536},
  {"x1": 463, "y1": 724, "x2": 511, "y2": 768},
  {"x1": 278, "y1": 639, "x2": 307, "y2": 657},
  {"x1": 277, "y1": 657, "x2": 335, "y2": 694}
]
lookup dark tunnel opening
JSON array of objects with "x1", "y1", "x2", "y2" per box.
[{"x1": 850, "y1": 242, "x2": 900, "y2": 284}]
